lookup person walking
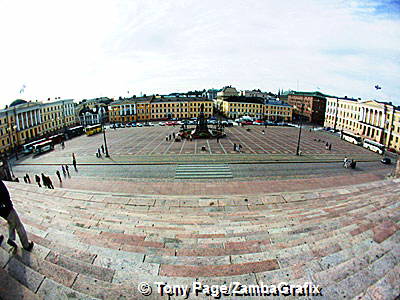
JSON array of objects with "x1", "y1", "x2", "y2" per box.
[
  {"x1": 329, "y1": 144, "x2": 332, "y2": 151},
  {"x1": 41, "y1": 173, "x2": 48, "y2": 188},
  {"x1": 101, "y1": 145, "x2": 104, "y2": 153},
  {"x1": 62, "y1": 165, "x2": 66, "y2": 177},
  {"x1": 61, "y1": 141, "x2": 65, "y2": 149},
  {"x1": 35, "y1": 175, "x2": 41, "y2": 187},
  {"x1": 0, "y1": 179, "x2": 34, "y2": 251},
  {"x1": 65, "y1": 165, "x2": 70, "y2": 177},
  {"x1": 233, "y1": 143, "x2": 237, "y2": 152},
  {"x1": 56, "y1": 170, "x2": 62, "y2": 183},
  {"x1": 72, "y1": 153, "x2": 77, "y2": 171},
  {"x1": 25, "y1": 174, "x2": 31, "y2": 184},
  {"x1": 97, "y1": 148, "x2": 102, "y2": 158},
  {"x1": 46, "y1": 176, "x2": 54, "y2": 189},
  {"x1": 23, "y1": 176, "x2": 27, "y2": 183}
]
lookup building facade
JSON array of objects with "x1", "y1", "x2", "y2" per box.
[
  {"x1": 240, "y1": 89, "x2": 276, "y2": 100},
  {"x1": 0, "y1": 99, "x2": 76, "y2": 154},
  {"x1": 324, "y1": 97, "x2": 400, "y2": 153},
  {"x1": 221, "y1": 96, "x2": 293, "y2": 121},
  {"x1": 284, "y1": 91, "x2": 328, "y2": 124},
  {"x1": 108, "y1": 96, "x2": 213, "y2": 123}
]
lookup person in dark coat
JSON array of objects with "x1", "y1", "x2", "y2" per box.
[
  {"x1": 35, "y1": 175, "x2": 41, "y2": 187},
  {"x1": 62, "y1": 165, "x2": 66, "y2": 177},
  {"x1": 25, "y1": 174, "x2": 31, "y2": 184},
  {"x1": 0, "y1": 180, "x2": 34, "y2": 251},
  {"x1": 56, "y1": 170, "x2": 62, "y2": 182},
  {"x1": 65, "y1": 165, "x2": 70, "y2": 177},
  {"x1": 41, "y1": 173, "x2": 48, "y2": 188},
  {"x1": 46, "y1": 176, "x2": 54, "y2": 189}
]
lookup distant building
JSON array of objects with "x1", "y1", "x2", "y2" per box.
[
  {"x1": 325, "y1": 97, "x2": 400, "y2": 153},
  {"x1": 0, "y1": 98, "x2": 76, "y2": 154},
  {"x1": 221, "y1": 96, "x2": 293, "y2": 121},
  {"x1": 283, "y1": 91, "x2": 329, "y2": 124},
  {"x1": 108, "y1": 96, "x2": 213, "y2": 123},
  {"x1": 78, "y1": 106, "x2": 108, "y2": 126},
  {"x1": 202, "y1": 89, "x2": 221, "y2": 100},
  {"x1": 240, "y1": 89, "x2": 276, "y2": 100}
]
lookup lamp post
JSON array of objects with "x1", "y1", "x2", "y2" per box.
[
  {"x1": 102, "y1": 124, "x2": 110, "y2": 157},
  {"x1": 296, "y1": 104, "x2": 305, "y2": 156}
]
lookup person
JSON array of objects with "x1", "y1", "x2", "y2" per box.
[
  {"x1": 217, "y1": 137, "x2": 220, "y2": 143},
  {"x1": 101, "y1": 145, "x2": 104, "y2": 153},
  {"x1": 329, "y1": 144, "x2": 332, "y2": 151},
  {"x1": 25, "y1": 174, "x2": 31, "y2": 184},
  {"x1": 98, "y1": 148, "x2": 102, "y2": 158},
  {"x1": 173, "y1": 133, "x2": 175, "y2": 139},
  {"x1": 62, "y1": 165, "x2": 66, "y2": 177},
  {"x1": 166, "y1": 136, "x2": 168, "y2": 141},
  {"x1": 344, "y1": 157, "x2": 348, "y2": 166},
  {"x1": 72, "y1": 154, "x2": 77, "y2": 171},
  {"x1": 41, "y1": 173, "x2": 48, "y2": 188},
  {"x1": 56, "y1": 170, "x2": 62, "y2": 182},
  {"x1": 23, "y1": 176, "x2": 27, "y2": 183},
  {"x1": 61, "y1": 141, "x2": 65, "y2": 149},
  {"x1": 0, "y1": 179, "x2": 34, "y2": 251},
  {"x1": 46, "y1": 176, "x2": 54, "y2": 189},
  {"x1": 35, "y1": 175, "x2": 41, "y2": 187},
  {"x1": 234, "y1": 143, "x2": 237, "y2": 152},
  {"x1": 262, "y1": 129, "x2": 265, "y2": 135},
  {"x1": 239, "y1": 144, "x2": 242, "y2": 153},
  {"x1": 65, "y1": 165, "x2": 70, "y2": 177}
]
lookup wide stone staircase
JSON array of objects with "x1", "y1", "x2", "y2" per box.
[{"x1": 0, "y1": 179, "x2": 399, "y2": 299}]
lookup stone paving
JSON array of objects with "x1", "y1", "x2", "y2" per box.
[
  {"x1": 15, "y1": 126, "x2": 379, "y2": 165},
  {"x1": 0, "y1": 179, "x2": 399, "y2": 299}
]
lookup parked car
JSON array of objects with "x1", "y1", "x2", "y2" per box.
[
  {"x1": 126, "y1": 123, "x2": 131, "y2": 127},
  {"x1": 253, "y1": 120, "x2": 264, "y2": 126},
  {"x1": 241, "y1": 121, "x2": 253, "y2": 125},
  {"x1": 381, "y1": 158, "x2": 392, "y2": 164},
  {"x1": 137, "y1": 123, "x2": 143, "y2": 127},
  {"x1": 158, "y1": 122, "x2": 165, "y2": 126}
]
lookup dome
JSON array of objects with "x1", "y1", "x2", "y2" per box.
[{"x1": 10, "y1": 99, "x2": 27, "y2": 107}]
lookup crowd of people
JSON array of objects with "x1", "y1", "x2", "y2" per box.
[{"x1": 22, "y1": 153, "x2": 78, "y2": 189}]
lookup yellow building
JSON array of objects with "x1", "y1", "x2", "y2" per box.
[
  {"x1": 264, "y1": 100, "x2": 293, "y2": 122},
  {"x1": 0, "y1": 99, "x2": 76, "y2": 154},
  {"x1": 109, "y1": 96, "x2": 213, "y2": 123},
  {"x1": 324, "y1": 97, "x2": 400, "y2": 153},
  {"x1": 221, "y1": 96, "x2": 293, "y2": 121}
]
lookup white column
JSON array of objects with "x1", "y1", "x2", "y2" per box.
[
  {"x1": 34, "y1": 110, "x2": 38, "y2": 125},
  {"x1": 16, "y1": 113, "x2": 20, "y2": 131},
  {"x1": 30, "y1": 111, "x2": 33, "y2": 126},
  {"x1": 130, "y1": 104, "x2": 132, "y2": 115},
  {"x1": 21, "y1": 113, "x2": 25, "y2": 129},
  {"x1": 25, "y1": 112, "x2": 29, "y2": 128},
  {"x1": 38, "y1": 110, "x2": 42, "y2": 123}
]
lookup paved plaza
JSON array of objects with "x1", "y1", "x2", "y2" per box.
[{"x1": 17, "y1": 125, "x2": 378, "y2": 165}]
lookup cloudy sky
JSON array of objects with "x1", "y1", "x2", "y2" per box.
[{"x1": 0, "y1": 0, "x2": 399, "y2": 106}]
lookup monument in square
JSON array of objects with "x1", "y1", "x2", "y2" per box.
[{"x1": 179, "y1": 104, "x2": 225, "y2": 139}]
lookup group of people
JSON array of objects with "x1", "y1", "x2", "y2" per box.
[
  {"x1": 343, "y1": 157, "x2": 357, "y2": 169},
  {"x1": 24, "y1": 153, "x2": 77, "y2": 188},
  {"x1": 166, "y1": 133, "x2": 177, "y2": 141},
  {"x1": 314, "y1": 139, "x2": 333, "y2": 151},
  {"x1": 233, "y1": 143, "x2": 243, "y2": 152},
  {"x1": 96, "y1": 145, "x2": 105, "y2": 158}
]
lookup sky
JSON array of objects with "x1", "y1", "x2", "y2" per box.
[{"x1": 0, "y1": 0, "x2": 399, "y2": 106}]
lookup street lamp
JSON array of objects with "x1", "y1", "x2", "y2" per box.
[
  {"x1": 102, "y1": 123, "x2": 110, "y2": 158},
  {"x1": 296, "y1": 104, "x2": 305, "y2": 156}
]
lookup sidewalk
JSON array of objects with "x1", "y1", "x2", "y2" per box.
[
  {"x1": 38, "y1": 171, "x2": 386, "y2": 196},
  {"x1": 15, "y1": 152, "x2": 381, "y2": 166}
]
